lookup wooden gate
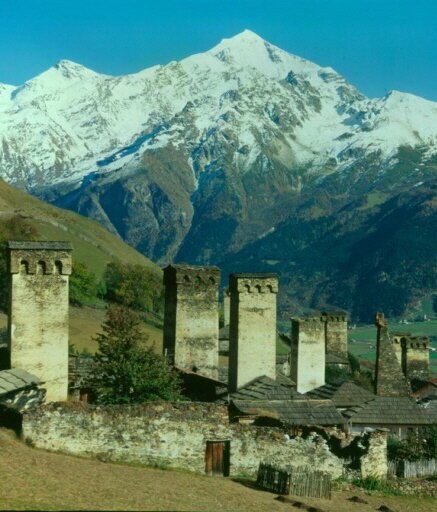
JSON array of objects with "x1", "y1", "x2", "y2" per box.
[{"x1": 205, "y1": 441, "x2": 230, "y2": 476}]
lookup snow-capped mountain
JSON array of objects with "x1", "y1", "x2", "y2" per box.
[
  {"x1": 1, "y1": 30, "x2": 436, "y2": 320},
  {"x1": 1, "y1": 29, "x2": 437, "y2": 189}
]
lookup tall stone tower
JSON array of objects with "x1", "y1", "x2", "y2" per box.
[
  {"x1": 324, "y1": 311, "x2": 348, "y2": 360},
  {"x1": 8, "y1": 241, "x2": 72, "y2": 402},
  {"x1": 402, "y1": 336, "x2": 430, "y2": 382},
  {"x1": 290, "y1": 316, "x2": 326, "y2": 393},
  {"x1": 228, "y1": 273, "x2": 278, "y2": 392},
  {"x1": 374, "y1": 312, "x2": 410, "y2": 396},
  {"x1": 163, "y1": 264, "x2": 220, "y2": 379}
]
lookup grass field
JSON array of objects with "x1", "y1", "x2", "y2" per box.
[
  {"x1": 0, "y1": 429, "x2": 435, "y2": 512},
  {"x1": 0, "y1": 307, "x2": 163, "y2": 355},
  {"x1": 348, "y1": 319, "x2": 437, "y2": 375}
]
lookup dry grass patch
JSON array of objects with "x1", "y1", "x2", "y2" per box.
[{"x1": 0, "y1": 430, "x2": 436, "y2": 511}]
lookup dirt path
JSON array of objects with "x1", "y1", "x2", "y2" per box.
[{"x1": 0, "y1": 429, "x2": 435, "y2": 511}]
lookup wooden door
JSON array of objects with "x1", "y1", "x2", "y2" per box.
[{"x1": 205, "y1": 441, "x2": 230, "y2": 476}]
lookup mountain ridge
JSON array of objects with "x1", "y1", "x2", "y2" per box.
[{"x1": 0, "y1": 31, "x2": 436, "y2": 320}]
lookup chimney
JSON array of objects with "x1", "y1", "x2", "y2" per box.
[
  {"x1": 374, "y1": 312, "x2": 410, "y2": 396},
  {"x1": 163, "y1": 264, "x2": 220, "y2": 379},
  {"x1": 290, "y1": 315, "x2": 325, "y2": 393},
  {"x1": 228, "y1": 273, "x2": 278, "y2": 392}
]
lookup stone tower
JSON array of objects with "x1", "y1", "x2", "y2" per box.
[
  {"x1": 324, "y1": 311, "x2": 348, "y2": 360},
  {"x1": 402, "y1": 336, "x2": 430, "y2": 382},
  {"x1": 391, "y1": 332, "x2": 410, "y2": 367},
  {"x1": 223, "y1": 288, "x2": 230, "y2": 327},
  {"x1": 290, "y1": 316, "x2": 326, "y2": 393},
  {"x1": 374, "y1": 312, "x2": 410, "y2": 396},
  {"x1": 228, "y1": 273, "x2": 278, "y2": 392},
  {"x1": 163, "y1": 264, "x2": 220, "y2": 379},
  {"x1": 8, "y1": 241, "x2": 72, "y2": 402}
]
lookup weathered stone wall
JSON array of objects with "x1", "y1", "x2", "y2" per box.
[
  {"x1": 228, "y1": 274, "x2": 278, "y2": 391},
  {"x1": 163, "y1": 265, "x2": 220, "y2": 379},
  {"x1": 8, "y1": 242, "x2": 71, "y2": 402},
  {"x1": 290, "y1": 317, "x2": 325, "y2": 393},
  {"x1": 22, "y1": 402, "x2": 344, "y2": 477},
  {"x1": 324, "y1": 313, "x2": 348, "y2": 360},
  {"x1": 360, "y1": 431, "x2": 388, "y2": 480},
  {"x1": 402, "y1": 336, "x2": 430, "y2": 381},
  {"x1": 374, "y1": 313, "x2": 410, "y2": 397},
  {"x1": 223, "y1": 288, "x2": 230, "y2": 327},
  {"x1": 391, "y1": 333, "x2": 408, "y2": 367}
]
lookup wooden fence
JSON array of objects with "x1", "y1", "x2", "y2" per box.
[
  {"x1": 256, "y1": 463, "x2": 331, "y2": 499},
  {"x1": 388, "y1": 459, "x2": 437, "y2": 478}
]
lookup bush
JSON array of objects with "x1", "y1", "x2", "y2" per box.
[
  {"x1": 388, "y1": 427, "x2": 437, "y2": 461},
  {"x1": 90, "y1": 305, "x2": 181, "y2": 404},
  {"x1": 352, "y1": 476, "x2": 402, "y2": 496}
]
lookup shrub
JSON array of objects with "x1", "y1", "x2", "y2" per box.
[{"x1": 69, "y1": 262, "x2": 98, "y2": 306}]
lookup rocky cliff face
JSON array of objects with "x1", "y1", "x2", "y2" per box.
[{"x1": 1, "y1": 30, "x2": 436, "y2": 319}]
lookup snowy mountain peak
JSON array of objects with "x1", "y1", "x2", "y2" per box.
[{"x1": 0, "y1": 31, "x2": 437, "y2": 194}]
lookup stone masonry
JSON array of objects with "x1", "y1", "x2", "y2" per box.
[
  {"x1": 223, "y1": 288, "x2": 230, "y2": 327},
  {"x1": 323, "y1": 312, "x2": 348, "y2": 360},
  {"x1": 290, "y1": 316, "x2": 325, "y2": 393},
  {"x1": 402, "y1": 336, "x2": 430, "y2": 381},
  {"x1": 8, "y1": 241, "x2": 72, "y2": 402},
  {"x1": 22, "y1": 402, "x2": 344, "y2": 478},
  {"x1": 360, "y1": 430, "x2": 388, "y2": 480},
  {"x1": 374, "y1": 313, "x2": 410, "y2": 397},
  {"x1": 228, "y1": 273, "x2": 278, "y2": 392},
  {"x1": 163, "y1": 264, "x2": 220, "y2": 380}
]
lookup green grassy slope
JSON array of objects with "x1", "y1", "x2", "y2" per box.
[{"x1": 0, "y1": 180, "x2": 161, "y2": 278}]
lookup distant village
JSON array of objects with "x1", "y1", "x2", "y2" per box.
[{"x1": 0, "y1": 241, "x2": 436, "y2": 485}]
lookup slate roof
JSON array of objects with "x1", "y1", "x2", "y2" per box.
[
  {"x1": 343, "y1": 396, "x2": 434, "y2": 425},
  {"x1": 307, "y1": 380, "x2": 375, "y2": 408},
  {"x1": 232, "y1": 398, "x2": 345, "y2": 426},
  {"x1": 228, "y1": 375, "x2": 298, "y2": 401},
  {"x1": 325, "y1": 353, "x2": 349, "y2": 365},
  {"x1": 7, "y1": 241, "x2": 72, "y2": 251},
  {"x1": 420, "y1": 399, "x2": 437, "y2": 422},
  {"x1": 0, "y1": 368, "x2": 40, "y2": 395}
]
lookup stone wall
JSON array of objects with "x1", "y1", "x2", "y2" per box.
[
  {"x1": 324, "y1": 312, "x2": 348, "y2": 360},
  {"x1": 290, "y1": 317, "x2": 325, "y2": 393},
  {"x1": 228, "y1": 274, "x2": 278, "y2": 391},
  {"x1": 8, "y1": 241, "x2": 72, "y2": 402},
  {"x1": 22, "y1": 402, "x2": 344, "y2": 478},
  {"x1": 163, "y1": 265, "x2": 220, "y2": 379},
  {"x1": 360, "y1": 431, "x2": 388, "y2": 480}
]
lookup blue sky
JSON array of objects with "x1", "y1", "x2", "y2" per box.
[{"x1": 1, "y1": 0, "x2": 436, "y2": 100}]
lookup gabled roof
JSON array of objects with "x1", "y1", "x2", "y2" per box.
[
  {"x1": 232, "y1": 398, "x2": 345, "y2": 426},
  {"x1": 0, "y1": 368, "x2": 41, "y2": 396},
  {"x1": 344, "y1": 396, "x2": 434, "y2": 425},
  {"x1": 229, "y1": 374, "x2": 297, "y2": 401},
  {"x1": 420, "y1": 399, "x2": 437, "y2": 422},
  {"x1": 307, "y1": 380, "x2": 374, "y2": 408}
]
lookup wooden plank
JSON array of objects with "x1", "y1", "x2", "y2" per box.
[{"x1": 205, "y1": 443, "x2": 213, "y2": 475}]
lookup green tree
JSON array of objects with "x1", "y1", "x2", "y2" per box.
[
  {"x1": 104, "y1": 261, "x2": 163, "y2": 314},
  {"x1": 91, "y1": 305, "x2": 181, "y2": 404},
  {"x1": 0, "y1": 215, "x2": 38, "y2": 311},
  {"x1": 69, "y1": 262, "x2": 98, "y2": 306}
]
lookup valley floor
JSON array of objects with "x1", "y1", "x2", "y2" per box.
[{"x1": 0, "y1": 429, "x2": 435, "y2": 511}]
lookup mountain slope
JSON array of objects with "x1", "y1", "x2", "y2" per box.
[
  {"x1": 0, "y1": 30, "x2": 436, "y2": 319},
  {"x1": 0, "y1": 179, "x2": 160, "y2": 278}
]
